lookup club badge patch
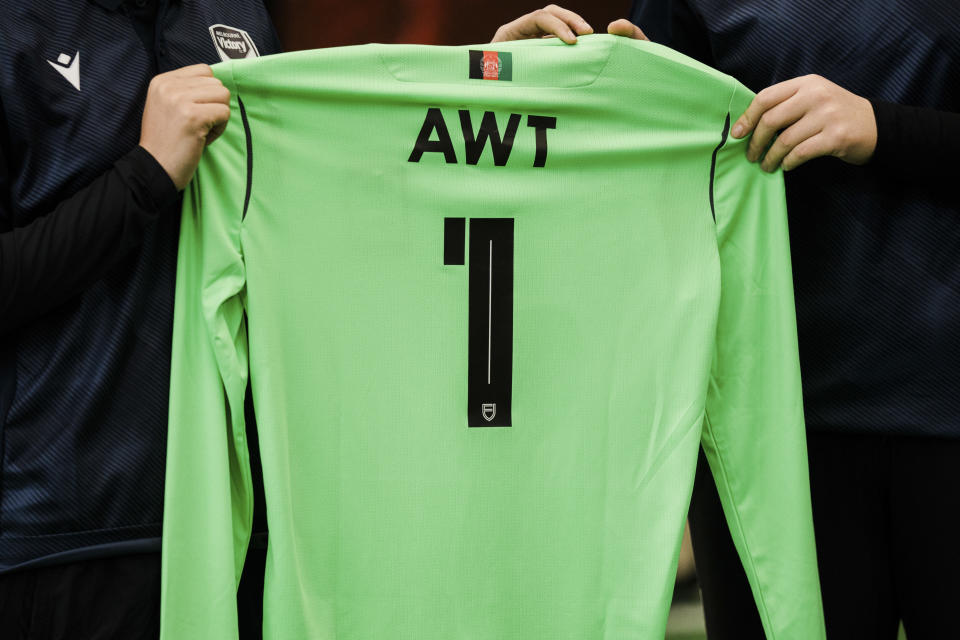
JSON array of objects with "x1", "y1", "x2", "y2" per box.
[
  {"x1": 209, "y1": 24, "x2": 261, "y2": 62},
  {"x1": 469, "y1": 51, "x2": 512, "y2": 81}
]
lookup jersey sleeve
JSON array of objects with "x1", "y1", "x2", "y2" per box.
[
  {"x1": 703, "y1": 80, "x2": 826, "y2": 639},
  {"x1": 160, "y1": 61, "x2": 252, "y2": 640}
]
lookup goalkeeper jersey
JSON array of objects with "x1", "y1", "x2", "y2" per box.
[{"x1": 161, "y1": 35, "x2": 825, "y2": 640}]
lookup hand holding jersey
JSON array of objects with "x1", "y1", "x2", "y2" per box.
[
  {"x1": 139, "y1": 64, "x2": 232, "y2": 191},
  {"x1": 491, "y1": 5, "x2": 594, "y2": 45},
  {"x1": 731, "y1": 74, "x2": 878, "y2": 172},
  {"x1": 501, "y1": 9, "x2": 878, "y2": 173},
  {"x1": 606, "y1": 18, "x2": 649, "y2": 41},
  {"x1": 490, "y1": 5, "x2": 648, "y2": 45}
]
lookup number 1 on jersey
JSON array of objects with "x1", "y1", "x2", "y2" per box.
[{"x1": 446, "y1": 218, "x2": 514, "y2": 427}]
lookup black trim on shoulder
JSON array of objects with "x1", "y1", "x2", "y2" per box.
[
  {"x1": 709, "y1": 113, "x2": 731, "y2": 223},
  {"x1": 238, "y1": 96, "x2": 253, "y2": 221}
]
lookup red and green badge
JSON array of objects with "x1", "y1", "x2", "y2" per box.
[{"x1": 469, "y1": 50, "x2": 512, "y2": 81}]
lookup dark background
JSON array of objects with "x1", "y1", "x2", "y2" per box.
[{"x1": 266, "y1": 1, "x2": 630, "y2": 50}]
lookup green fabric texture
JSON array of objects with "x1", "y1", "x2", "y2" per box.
[{"x1": 161, "y1": 35, "x2": 825, "y2": 639}]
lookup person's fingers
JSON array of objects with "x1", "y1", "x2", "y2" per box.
[
  {"x1": 492, "y1": 6, "x2": 593, "y2": 44},
  {"x1": 731, "y1": 76, "x2": 806, "y2": 139},
  {"x1": 542, "y1": 5, "x2": 593, "y2": 35},
  {"x1": 206, "y1": 117, "x2": 229, "y2": 145},
  {"x1": 188, "y1": 79, "x2": 231, "y2": 105},
  {"x1": 147, "y1": 74, "x2": 224, "y2": 110},
  {"x1": 167, "y1": 63, "x2": 214, "y2": 78},
  {"x1": 759, "y1": 117, "x2": 823, "y2": 172},
  {"x1": 528, "y1": 10, "x2": 581, "y2": 44},
  {"x1": 490, "y1": 25, "x2": 514, "y2": 43},
  {"x1": 746, "y1": 95, "x2": 808, "y2": 163},
  {"x1": 180, "y1": 75, "x2": 225, "y2": 89},
  {"x1": 493, "y1": 13, "x2": 573, "y2": 43},
  {"x1": 193, "y1": 102, "x2": 231, "y2": 136},
  {"x1": 606, "y1": 19, "x2": 648, "y2": 41},
  {"x1": 781, "y1": 133, "x2": 831, "y2": 171},
  {"x1": 175, "y1": 77, "x2": 230, "y2": 104}
]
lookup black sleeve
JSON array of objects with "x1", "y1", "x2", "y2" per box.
[
  {"x1": 870, "y1": 100, "x2": 960, "y2": 181},
  {"x1": 0, "y1": 145, "x2": 179, "y2": 334},
  {"x1": 629, "y1": 0, "x2": 715, "y2": 66}
]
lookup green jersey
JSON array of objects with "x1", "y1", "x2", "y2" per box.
[{"x1": 162, "y1": 35, "x2": 824, "y2": 639}]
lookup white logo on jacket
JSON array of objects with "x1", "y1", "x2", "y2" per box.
[
  {"x1": 47, "y1": 51, "x2": 80, "y2": 91},
  {"x1": 208, "y1": 24, "x2": 260, "y2": 62}
]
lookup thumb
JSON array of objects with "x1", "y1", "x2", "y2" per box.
[{"x1": 607, "y1": 19, "x2": 649, "y2": 41}]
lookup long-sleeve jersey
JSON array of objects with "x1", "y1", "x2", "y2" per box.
[{"x1": 161, "y1": 36, "x2": 824, "y2": 639}]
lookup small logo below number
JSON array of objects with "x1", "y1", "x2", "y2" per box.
[{"x1": 481, "y1": 403, "x2": 497, "y2": 422}]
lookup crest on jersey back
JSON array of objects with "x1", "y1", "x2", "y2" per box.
[
  {"x1": 468, "y1": 51, "x2": 512, "y2": 81},
  {"x1": 209, "y1": 24, "x2": 261, "y2": 62}
]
